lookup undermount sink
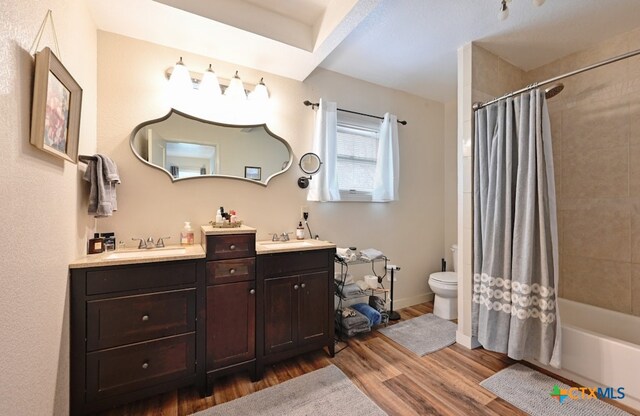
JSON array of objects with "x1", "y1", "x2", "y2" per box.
[
  {"x1": 257, "y1": 241, "x2": 315, "y2": 249},
  {"x1": 104, "y1": 247, "x2": 186, "y2": 260}
]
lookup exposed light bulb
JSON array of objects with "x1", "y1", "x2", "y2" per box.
[
  {"x1": 199, "y1": 64, "x2": 221, "y2": 96},
  {"x1": 248, "y1": 78, "x2": 269, "y2": 102},
  {"x1": 224, "y1": 71, "x2": 247, "y2": 101},
  {"x1": 168, "y1": 57, "x2": 193, "y2": 111},
  {"x1": 498, "y1": 0, "x2": 509, "y2": 20},
  {"x1": 533, "y1": 0, "x2": 545, "y2": 6}
]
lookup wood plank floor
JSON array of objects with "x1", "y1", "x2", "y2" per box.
[{"x1": 97, "y1": 302, "x2": 639, "y2": 415}]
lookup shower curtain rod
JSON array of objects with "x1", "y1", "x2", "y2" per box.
[
  {"x1": 473, "y1": 47, "x2": 640, "y2": 111},
  {"x1": 303, "y1": 100, "x2": 408, "y2": 125}
]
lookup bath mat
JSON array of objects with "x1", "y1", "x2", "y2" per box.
[
  {"x1": 377, "y1": 313, "x2": 457, "y2": 356},
  {"x1": 480, "y1": 364, "x2": 631, "y2": 416},
  {"x1": 191, "y1": 364, "x2": 387, "y2": 416}
]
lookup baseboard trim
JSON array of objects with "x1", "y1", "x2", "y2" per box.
[
  {"x1": 456, "y1": 331, "x2": 481, "y2": 349},
  {"x1": 393, "y1": 292, "x2": 434, "y2": 310}
]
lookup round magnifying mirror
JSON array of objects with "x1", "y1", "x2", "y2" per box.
[
  {"x1": 298, "y1": 152, "x2": 322, "y2": 189},
  {"x1": 299, "y1": 152, "x2": 322, "y2": 175}
]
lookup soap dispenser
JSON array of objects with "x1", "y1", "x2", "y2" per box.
[
  {"x1": 296, "y1": 221, "x2": 305, "y2": 240},
  {"x1": 181, "y1": 221, "x2": 194, "y2": 245},
  {"x1": 215, "y1": 209, "x2": 223, "y2": 224}
]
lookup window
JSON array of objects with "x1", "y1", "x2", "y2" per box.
[{"x1": 336, "y1": 119, "x2": 380, "y2": 200}]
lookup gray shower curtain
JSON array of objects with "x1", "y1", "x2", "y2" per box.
[{"x1": 472, "y1": 89, "x2": 561, "y2": 368}]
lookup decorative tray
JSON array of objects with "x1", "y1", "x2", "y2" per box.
[{"x1": 209, "y1": 220, "x2": 243, "y2": 228}]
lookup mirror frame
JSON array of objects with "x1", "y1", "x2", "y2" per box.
[
  {"x1": 130, "y1": 109, "x2": 293, "y2": 186},
  {"x1": 299, "y1": 152, "x2": 322, "y2": 175}
]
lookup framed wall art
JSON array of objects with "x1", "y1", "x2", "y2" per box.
[{"x1": 30, "y1": 47, "x2": 83, "y2": 163}]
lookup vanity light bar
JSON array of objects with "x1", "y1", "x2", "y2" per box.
[{"x1": 164, "y1": 66, "x2": 256, "y2": 94}]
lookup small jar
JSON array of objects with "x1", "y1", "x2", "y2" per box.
[{"x1": 88, "y1": 233, "x2": 105, "y2": 254}]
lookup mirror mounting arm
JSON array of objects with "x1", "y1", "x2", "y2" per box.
[{"x1": 298, "y1": 152, "x2": 322, "y2": 189}]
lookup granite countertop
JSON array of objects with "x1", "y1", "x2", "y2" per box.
[
  {"x1": 255, "y1": 239, "x2": 336, "y2": 255},
  {"x1": 201, "y1": 224, "x2": 257, "y2": 235},
  {"x1": 69, "y1": 244, "x2": 205, "y2": 269}
]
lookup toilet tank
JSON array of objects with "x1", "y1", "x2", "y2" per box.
[{"x1": 451, "y1": 244, "x2": 458, "y2": 272}]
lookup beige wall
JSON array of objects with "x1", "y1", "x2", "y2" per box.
[
  {"x1": 527, "y1": 27, "x2": 640, "y2": 316},
  {"x1": 0, "y1": 1, "x2": 97, "y2": 415},
  {"x1": 97, "y1": 31, "x2": 445, "y2": 308}
]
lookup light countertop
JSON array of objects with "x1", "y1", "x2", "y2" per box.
[
  {"x1": 69, "y1": 244, "x2": 205, "y2": 269},
  {"x1": 256, "y1": 239, "x2": 336, "y2": 255},
  {"x1": 201, "y1": 224, "x2": 257, "y2": 235},
  {"x1": 70, "y1": 229, "x2": 335, "y2": 268}
]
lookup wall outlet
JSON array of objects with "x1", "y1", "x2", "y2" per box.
[{"x1": 300, "y1": 205, "x2": 309, "y2": 219}]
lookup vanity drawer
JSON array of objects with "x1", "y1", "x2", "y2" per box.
[
  {"x1": 86, "y1": 289, "x2": 196, "y2": 351},
  {"x1": 86, "y1": 333, "x2": 195, "y2": 400},
  {"x1": 86, "y1": 261, "x2": 197, "y2": 295},
  {"x1": 206, "y1": 234, "x2": 255, "y2": 260},
  {"x1": 260, "y1": 249, "x2": 332, "y2": 278},
  {"x1": 206, "y1": 258, "x2": 255, "y2": 285}
]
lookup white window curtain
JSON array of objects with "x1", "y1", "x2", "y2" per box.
[
  {"x1": 308, "y1": 99, "x2": 341, "y2": 201},
  {"x1": 372, "y1": 113, "x2": 399, "y2": 201}
]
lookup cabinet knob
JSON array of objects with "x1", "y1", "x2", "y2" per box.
[
  {"x1": 250, "y1": 289, "x2": 256, "y2": 295},
  {"x1": 229, "y1": 244, "x2": 236, "y2": 250},
  {"x1": 229, "y1": 268, "x2": 236, "y2": 275},
  {"x1": 142, "y1": 361, "x2": 149, "y2": 370},
  {"x1": 294, "y1": 284, "x2": 299, "y2": 290},
  {"x1": 142, "y1": 315, "x2": 149, "y2": 322},
  {"x1": 301, "y1": 283, "x2": 306, "y2": 288}
]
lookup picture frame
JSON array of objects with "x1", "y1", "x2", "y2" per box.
[
  {"x1": 30, "y1": 47, "x2": 83, "y2": 163},
  {"x1": 244, "y1": 166, "x2": 261, "y2": 181}
]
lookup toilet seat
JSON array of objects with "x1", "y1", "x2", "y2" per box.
[{"x1": 429, "y1": 272, "x2": 458, "y2": 285}]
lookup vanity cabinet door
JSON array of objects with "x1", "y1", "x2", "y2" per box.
[
  {"x1": 206, "y1": 281, "x2": 256, "y2": 369},
  {"x1": 297, "y1": 271, "x2": 329, "y2": 346},
  {"x1": 264, "y1": 275, "x2": 298, "y2": 354}
]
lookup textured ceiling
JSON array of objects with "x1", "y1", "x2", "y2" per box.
[
  {"x1": 88, "y1": 0, "x2": 640, "y2": 103},
  {"x1": 320, "y1": 0, "x2": 640, "y2": 102}
]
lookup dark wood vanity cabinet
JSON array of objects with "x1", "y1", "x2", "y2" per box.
[
  {"x1": 70, "y1": 259, "x2": 205, "y2": 416},
  {"x1": 204, "y1": 233, "x2": 257, "y2": 390},
  {"x1": 70, "y1": 235, "x2": 334, "y2": 413},
  {"x1": 256, "y1": 248, "x2": 335, "y2": 376}
]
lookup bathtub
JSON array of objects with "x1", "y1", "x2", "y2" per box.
[{"x1": 531, "y1": 298, "x2": 640, "y2": 410}]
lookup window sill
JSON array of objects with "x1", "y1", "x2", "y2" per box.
[{"x1": 337, "y1": 190, "x2": 390, "y2": 203}]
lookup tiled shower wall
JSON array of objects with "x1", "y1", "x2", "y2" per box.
[
  {"x1": 526, "y1": 28, "x2": 640, "y2": 316},
  {"x1": 470, "y1": 28, "x2": 640, "y2": 319}
]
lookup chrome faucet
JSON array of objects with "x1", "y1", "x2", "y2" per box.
[
  {"x1": 270, "y1": 233, "x2": 280, "y2": 242},
  {"x1": 281, "y1": 232, "x2": 291, "y2": 242},
  {"x1": 132, "y1": 237, "x2": 162, "y2": 249},
  {"x1": 132, "y1": 237, "x2": 147, "y2": 249},
  {"x1": 156, "y1": 236, "x2": 170, "y2": 248}
]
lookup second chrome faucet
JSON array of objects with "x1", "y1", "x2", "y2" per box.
[
  {"x1": 269, "y1": 232, "x2": 292, "y2": 242},
  {"x1": 132, "y1": 236, "x2": 171, "y2": 249}
]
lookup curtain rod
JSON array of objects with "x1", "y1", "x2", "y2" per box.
[
  {"x1": 303, "y1": 100, "x2": 407, "y2": 125},
  {"x1": 473, "y1": 47, "x2": 640, "y2": 111}
]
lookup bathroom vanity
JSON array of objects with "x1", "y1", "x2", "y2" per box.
[
  {"x1": 69, "y1": 227, "x2": 335, "y2": 415},
  {"x1": 69, "y1": 246, "x2": 206, "y2": 416},
  {"x1": 256, "y1": 245, "x2": 335, "y2": 377}
]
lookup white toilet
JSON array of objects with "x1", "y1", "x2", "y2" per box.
[{"x1": 428, "y1": 244, "x2": 458, "y2": 320}]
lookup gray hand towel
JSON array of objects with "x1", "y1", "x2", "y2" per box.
[{"x1": 83, "y1": 154, "x2": 120, "y2": 217}]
